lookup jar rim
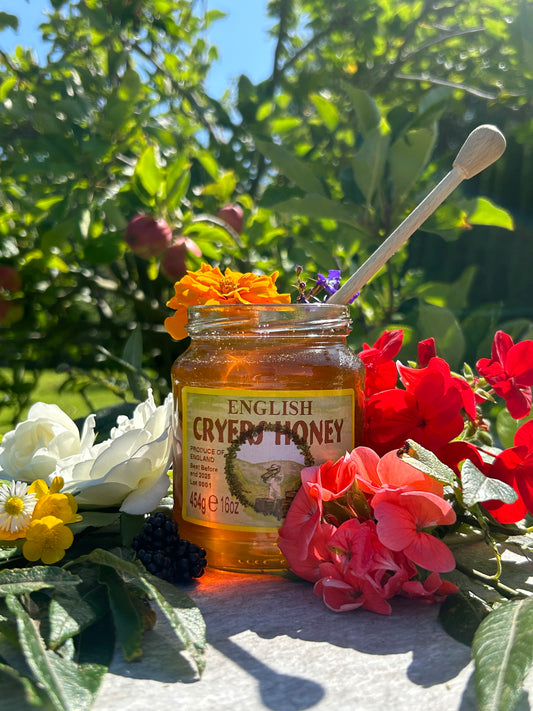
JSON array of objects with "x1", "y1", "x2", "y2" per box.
[{"x1": 186, "y1": 302, "x2": 352, "y2": 337}]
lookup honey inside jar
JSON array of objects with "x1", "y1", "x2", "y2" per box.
[{"x1": 171, "y1": 303, "x2": 365, "y2": 572}]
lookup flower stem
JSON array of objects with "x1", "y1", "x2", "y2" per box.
[{"x1": 454, "y1": 561, "x2": 522, "y2": 599}]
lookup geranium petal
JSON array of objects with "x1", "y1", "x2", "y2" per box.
[
  {"x1": 404, "y1": 532, "x2": 456, "y2": 572},
  {"x1": 373, "y1": 501, "x2": 417, "y2": 550}
]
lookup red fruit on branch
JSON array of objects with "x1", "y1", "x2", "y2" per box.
[
  {"x1": 125, "y1": 215, "x2": 172, "y2": 259},
  {"x1": 216, "y1": 204, "x2": 244, "y2": 235},
  {"x1": 161, "y1": 236, "x2": 202, "y2": 281},
  {"x1": 0, "y1": 265, "x2": 22, "y2": 292}
]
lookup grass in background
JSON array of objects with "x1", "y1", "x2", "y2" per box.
[{"x1": 0, "y1": 369, "x2": 130, "y2": 436}]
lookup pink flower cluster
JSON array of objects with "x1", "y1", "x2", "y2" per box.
[{"x1": 278, "y1": 448, "x2": 458, "y2": 615}]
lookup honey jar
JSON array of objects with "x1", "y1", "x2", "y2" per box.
[{"x1": 171, "y1": 303, "x2": 364, "y2": 572}]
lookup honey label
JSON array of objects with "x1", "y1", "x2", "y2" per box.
[{"x1": 180, "y1": 387, "x2": 355, "y2": 531}]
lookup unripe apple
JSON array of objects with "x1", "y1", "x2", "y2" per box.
[
  {"x1": 125, "y1": 215, "x2": 172, "y2": 259},
  {"x1": 216, "y1": 204, "x2": 244, "y2": 235},
  {"x1": 161, "y1": 236, "x2": 202, "y2": 281},
  {"x1": 0, "y1": 265, "x2": 22, "y2": 292}
]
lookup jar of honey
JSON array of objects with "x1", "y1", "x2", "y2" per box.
[{"x1": 171, "y1": 303, "x2": 365, "y2": 572}]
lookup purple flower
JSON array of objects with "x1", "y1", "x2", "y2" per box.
[{"x1": 316, "y1": 270, "x2": 341, "y2": 296}]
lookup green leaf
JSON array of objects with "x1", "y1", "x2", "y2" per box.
[
  {"x1": 5, "y1": 595, "x2": 106, "y2": 711},
  {"x1": 122, "y1": 326, "x2": 145, "y2": 401},
  {"x1": 496, "y1": 408, "x2": 533, "y2": 450},
  {"x1": 255, "y1": 139, "x2": 326, "y2": 196},
  {"x1": 466, "y1": 197, "x2": 514, "y2": 231},
  {"x1": 71, "y1": 548, "x2": 206, "y2": 673},
  {"x1": 472, "y1": 598, "x2": 533, "y2": 711},
  {"x1": 351, "y1": 118, "x2": 391, "y2": 206},
  {"x1": 0, "y1": 567, "x2": 81, "y2": 597},
  {"x1": 439, "y1": 590, "x2": 491, "y2": 646},
  {"x1": 165, "y1": 156, "x2": 190, "y2": 212},
  {"x1": 0, "y1": 662, "x2": 49, "y2": 709},
  {"x1": 398, "y1": 439, "x2": 458, "y2": 486},
  {"x1": 342, "y1": 84, "x2": 381, "y2": 131},
  {"x1": 267, "y1": 194, "x2": 368, "y2": 233},
  {"x1": 416, "y1": 266, "x2": 477, "y2": 313},
  {"x1": 0, "y1": 12, "x2": 18, "y2": 31},
  {"x1": 135, "y1": 146, "x2": 163, "y2": 198},
  {"x1": 47, "y1": 569, "x2": 109, "y2": 650},
  {"x1": 310, "y1": 93, "x2": 339, "y2": 131},
  {"x1": 389, "y1": 127, "x2": 437, "y2": 202},
  {"x1": 461, "y1": 460, "x2": 518, "y2": 507},
  {"x1": 98, "y1": 566, "x2": 144, "y2": 662},
  {"x1": 417, "y1": 300, "x2": 465, "y2": 368}
]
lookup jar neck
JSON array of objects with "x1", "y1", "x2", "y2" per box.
[{"x1": 186, "y1": 304, "x2": 352, "y2": 339}]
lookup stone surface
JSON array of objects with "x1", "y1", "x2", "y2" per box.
[{"x1": 93, "y1": 567, "x2": 533, "y2": 711}]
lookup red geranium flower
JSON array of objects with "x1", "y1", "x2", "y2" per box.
[
  {"x1": 482, "y1": 419, "x2": 533, "y2": 523},
  {"x1": 397, "y1": 356, "x2": 477, "y2": 421},
  {"x1": 358, "y1": 329, "x2": 403, "y2": 397},
  {"x1": 476, "y1": 330, "x2": 533, "y2": 419},
  {"x1": 365, "y1": 367, "x2": 465, "y2": 455}
]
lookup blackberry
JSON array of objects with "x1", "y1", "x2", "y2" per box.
[{"x1": 132, "y1": 512, "x2": 207, "y2": 584}]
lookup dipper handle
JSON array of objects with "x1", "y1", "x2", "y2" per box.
[{"x1": 328, "y1": 124, "x2": 506, "y2": 305}]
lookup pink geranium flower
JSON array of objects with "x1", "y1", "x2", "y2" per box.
[
  {"x1": 372, "y1": 489, "x2": 456, "y2": 572},
  {"x1": 401, "y1": 571, "x2": 459, "y2": 601},
  {"x1": 349, "y1": 447, "x2": 444, "y2": 497},
  {"x1": 314, "y1": 519, "x2": 414, "y2": 615},
  {"x1": 476, "y1": 330, "x2": 533, "y2": 419},
  {"x1": 301, "y1": 453, "x2": 358, "y2": 502}
]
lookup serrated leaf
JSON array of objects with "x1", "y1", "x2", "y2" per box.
[
  {"x1": 72, "y1": 548, "x2": 206, "y2": 673},
  {"x1": 461, "y1": 460, "x2": 518, "y2": 507},
  {"x1": 439, "y1": 590, "x2": 490, "y2": 646},
  {"x1": 255, "y1": 138, "x2": 325, "y2": 196},
  {"x1": 98, "y1": 566, "x2": 144, "y2": 662},
  {"x1": 472, "y1": 597, "x2": 533, "y2": 711},
  {"x1": 5, "y1": 594, "x2": 105, "y2": 711},
  {"x1": 0, "y1": 567, "x2": 81, "y2": 597},
  {"x1": 0, "y1": 662, "x2": 48, "y2": 708},
  {"x1": 48, "y1": 570, "x2": 109, "y2": 650},
  {"x1": 399, "y1": 439, "x2": 458, "y2": 486}
]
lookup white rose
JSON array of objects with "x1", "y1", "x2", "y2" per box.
[
  {"x1": 59, "y1": 391, "x2": 174, "y2": 515},
  {"x1": 0, "y1": 403, "x2": 95, "y2": 482}
]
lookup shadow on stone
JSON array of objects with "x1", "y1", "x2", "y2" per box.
[{"x1": 213, "y1": 637, "x2": 325, "y2": 711}]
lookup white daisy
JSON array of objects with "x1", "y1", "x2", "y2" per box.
[{"x1": 0, "y1": 481, "x2": 37, "y2": 534}]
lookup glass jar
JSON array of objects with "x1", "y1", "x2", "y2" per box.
[{"x1": 170, "y1": 303, "x2": 365, "y2": 572}]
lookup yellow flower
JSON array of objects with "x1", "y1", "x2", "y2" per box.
[
  {"x1": 29, "y1": 477, "x2": 82, "y2": 525},
  {"x1": 33, "y1": 493, "x2": 82, "y2": 524},
  {"x1": 165, "y1": 263, "x2": 291, "y2": 340},
  {"x1": 0, "y1": 481, "x2": 37, "y2": 541},
  {"x1": 22, "y1": 515, "x2": 74, "y2": 564}
]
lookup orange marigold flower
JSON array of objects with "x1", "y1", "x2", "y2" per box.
[{"x1": 164, "y1": 263, "x2": 291, "y2": 340}]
